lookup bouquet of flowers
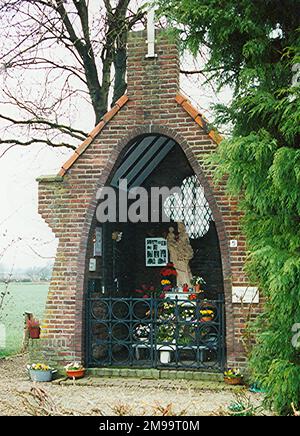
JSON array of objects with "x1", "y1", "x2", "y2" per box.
[
  {"x1": 135, "y1": 284, "x2": 165, "y2": 299},
  {"x1": 161, "y1": 279, "x2": 172, "y2": 292},
  {"x1": 191, "y1": 276, "x2": 206, "y2": 286},
  {"x1": 200, "y1": 309, "x2": 214, "y2": 319},
  {"x1": 224, "y1": 368, "x2": 242, "y2": 379},
  {"x1": 65, "y1": 362, "x2": 84, "y2": 371},
  {"x1": 157, "y1": 323, "x2": 175, "y2": 343},
  {"x1": 134, "y1": 324, "x2": 151, "y2": 341},
  {"x1": 28, "y1": 363, "x2": 51, "y2": 371},
  {"x1": 160, "y1": 263, "x2": 177, "y2": 278},
  {"x1": 159, "y1": 302, "x2": 176, "y2": 321}
]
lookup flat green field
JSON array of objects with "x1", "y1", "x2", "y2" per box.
[{"x1": 0, "y1": 282, "x2": 49, "y2": 357}]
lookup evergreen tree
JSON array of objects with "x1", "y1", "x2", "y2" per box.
[{"x1": 158, "y1": 0, "x2": 300, "y2": 414}]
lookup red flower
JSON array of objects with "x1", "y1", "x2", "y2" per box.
[{"x1": 189, "y1": 294, "x2": 197, "y2": 301}]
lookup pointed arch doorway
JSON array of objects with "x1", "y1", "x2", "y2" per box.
[{"x1": 86, "y1": 133, "x2": 226, "y2": 371}]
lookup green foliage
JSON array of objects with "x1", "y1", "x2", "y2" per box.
[
  {"x1": 228, "y1": 394, "x2": 261, "y2": 416},
  {"x1": 159, "y1": 0, "x2": 300, "y2": 415}
]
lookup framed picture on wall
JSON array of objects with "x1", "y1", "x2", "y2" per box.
[
  {"x1": 145, "y1": 238, "x2": 168, "y2": 267},
  {"x1": 93, "y1": 227, "x2": 102, "y2": 257}
]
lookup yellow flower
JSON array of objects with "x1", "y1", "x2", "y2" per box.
[
  {"x1": 32, "y1": 363, "x2": 50, "y2": 371},
  {"x1": 200, "y1": 310, "x2": 214, "y2": 316}
]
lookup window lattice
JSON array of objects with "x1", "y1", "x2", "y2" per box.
[{"x1": 164, "y1": 176, "x2": 213, "y2": 239}]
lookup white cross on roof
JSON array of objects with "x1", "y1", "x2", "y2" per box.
[{"x1": 146, "y1": 6, "x2": 158, "y2": 59}]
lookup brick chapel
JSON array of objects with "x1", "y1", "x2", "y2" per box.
[{"x1": 36, "y1": 26, "x2": 260, "y2": 373}]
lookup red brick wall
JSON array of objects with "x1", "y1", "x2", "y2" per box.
[{"x1": 37, "y1": 30, "x2": 260, "y2": 369}]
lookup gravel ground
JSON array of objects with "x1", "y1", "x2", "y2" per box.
[{"x1": 0, "y1": 354, "x2": 267, "y2": 416}]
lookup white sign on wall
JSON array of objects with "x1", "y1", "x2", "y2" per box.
[
  {"x1": 145, "y1": 238, "x2": 168, "y2": 267},
  {"x1": 232, "y1": 287, "x2": 259, "y2": 304},
  {"x1": 89, "y1": 258, "x2": 97, "y2": 272},
  {"x1": 93, "y1": 227, "x2": 102, "y2": 257}
]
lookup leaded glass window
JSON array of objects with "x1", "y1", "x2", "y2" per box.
[{"x1": 164, "y1": 175, "x2": 213, "y2": 239}]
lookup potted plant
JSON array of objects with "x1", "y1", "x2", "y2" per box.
[
  {"x1": 191, "y1": 276, "x2": 206, "y2": 293},
  {"x1": 200, "y1": 309, "x2": 215, "y2": 322},
  {"x1": 134, "y1": 324, "x2": 151, "y2": 342},
  {"x1": 27, "y1": 363, "x2": 56, "y2": 382},
  {"x1": 26, "y1": 318, "x2": 41, "y2": 339},
  {"x1": 65, "y1": 362, "x2": 85, "y2": 379},
  {"x1": 224, "y1": 368, "x2": 244, "y2": 385}
]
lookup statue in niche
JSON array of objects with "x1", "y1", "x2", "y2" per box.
[{"x1": 167, "y1": 223, "x2": 194, "y2": 287}]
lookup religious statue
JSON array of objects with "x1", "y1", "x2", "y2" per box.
[{"x1": 167, "y1": 223, "x2": 194, "y2": 288}]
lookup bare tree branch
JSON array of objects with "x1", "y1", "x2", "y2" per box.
[
  {"x1": 0, "y1": 114, "x2": 87, "y2": 140},
  {"x1": 0, "y1": 0, "x2": 145, "y2": 155},
  {"x1": 0, "y1": 138, "x2": 76, "y2": 152}
]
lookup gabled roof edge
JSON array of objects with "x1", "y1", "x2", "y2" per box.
[
  {"x1": 58, "y1": 95, "x2": 129, "y2": 177},
  {"x1": 175, "y1": 94, "x2": 223, "y2": 145}
]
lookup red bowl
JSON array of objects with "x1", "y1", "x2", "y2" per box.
[{"x1": 66, "y1": 369, "x2": 85, "y2": 379}]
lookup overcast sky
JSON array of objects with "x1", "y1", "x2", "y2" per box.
[{"x1": 0, "y1": 17, "x2": 231, "y2": 272}]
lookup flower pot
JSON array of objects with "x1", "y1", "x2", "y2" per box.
[
  {"x1": 201, "y1": 317, "x2": 213, "y2": 322},
  {"x1": 224, "y1": 376, "x2": 243, "y2": 386},
  {"x1": 66, "y1": 369, "x2": 85, "y2": 379},
  {"x1": 29, "y1": 369, "x2": 54, "y2": 382},
  {"x1": 194, "y1": 284, "x2": 201, "y2": 293},
  {"x1": 159, "y1": 351, "x2": 172, "y2": 364},
  {"x1": 29, "y1": 327, "x2": 40, "y2": 339}
]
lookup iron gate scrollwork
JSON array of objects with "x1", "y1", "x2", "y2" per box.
[{"x1": 86, "y1": 294, "x2": 225, "y2": 371}]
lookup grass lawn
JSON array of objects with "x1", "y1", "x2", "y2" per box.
[{"x1": 0, "y1": 282, "x2": 49, "y2": 357}]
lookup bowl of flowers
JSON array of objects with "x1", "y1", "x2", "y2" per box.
[
  {"x1": 27, "y1": 363, "x2": 56, "y2": 382},
  {"x1": 224, "y1": 368, "x2": 244, "y2": 385},
  {"x1": 191, "y1": 276, "x2": 206, "y2": 293},
  {"x1": 200, "y1": 309, "x2": 215, "y2": 322},
  {"x1": 65, "y1": 362, "x2": 85, "y2": 379},
  {"x1": 134, "y1": 324, "x2": 151, "y2": 342}
]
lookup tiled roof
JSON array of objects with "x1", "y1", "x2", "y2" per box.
[
  {"x1": 58, "y1": 95, "x2": 129, "y2": 176},
  {"x1": 175, "y1": 94, "x2": 223, "y2": 145},
  {"x1": 57, "y1": 92, "x2": 222, "y2": 177}
]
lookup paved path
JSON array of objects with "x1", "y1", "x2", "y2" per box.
[{"x1": 0, "y1": 354, "x2": 266, "y2": 416}]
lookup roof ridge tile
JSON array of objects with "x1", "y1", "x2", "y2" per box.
[{"x1": 175, "y1": 93, "x2": 223, "y2": 145}]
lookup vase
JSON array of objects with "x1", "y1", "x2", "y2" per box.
[
  {"x1": 194, "y1": 284, "x2": 201, "y2": 293},
  {"x1": 159, "y1": 351, "x2": 171, "y2": 364},
  {"x1": 29, "y1": 327, "x2": 40, "y2": 339}
]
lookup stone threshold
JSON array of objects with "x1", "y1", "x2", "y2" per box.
[
  {"x1": 52, "y1": 374, "x2": 245, "y2": 393},
  {"x1": 88, "y1": 368, "x2": 224, "y2": 382}
]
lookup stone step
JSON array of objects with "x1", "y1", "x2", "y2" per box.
[{"x1": 86, "y1": 367, "x2": 224, "y2": 382}]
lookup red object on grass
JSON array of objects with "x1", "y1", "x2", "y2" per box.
[{"x1": 29, "y1": 327, "x2": 40, "y2": 339}]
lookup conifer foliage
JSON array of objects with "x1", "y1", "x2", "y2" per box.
[{"x1": 158, "y1": 0, "x2": 300, "y2": 414}]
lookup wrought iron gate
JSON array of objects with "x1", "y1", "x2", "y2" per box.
[{"x1": 86, "y1": 294, "x2": 225, "y2": 371}]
